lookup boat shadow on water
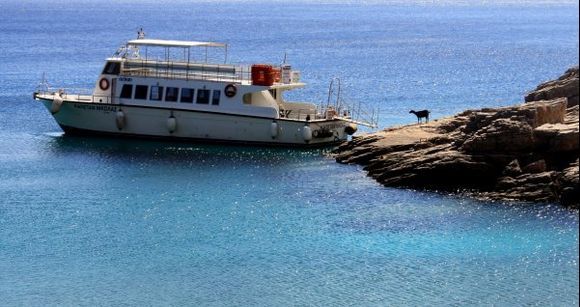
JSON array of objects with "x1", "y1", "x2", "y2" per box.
[{"x1": 44, "y1": 132, "x2": 335, "y2": 166}]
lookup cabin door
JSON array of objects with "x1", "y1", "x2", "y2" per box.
[{"x1": 110, "y1": 78, "x2": 117, "y2": 104}]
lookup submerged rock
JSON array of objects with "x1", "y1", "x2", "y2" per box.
[{"x1": 335, "y1": 67, "x2": 579, "y2": 208}]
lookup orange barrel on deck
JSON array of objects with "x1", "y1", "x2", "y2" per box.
[
  {"x1": 251, "y1": 64, "x2": 275, "y2": 86},
  {"x1": 272, "y1": 67, "x2": 281, "y2": 83}
]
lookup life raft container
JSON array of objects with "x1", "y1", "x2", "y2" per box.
[{"x1": 251, "y1": 64, "x2": 275, "y2": 86}]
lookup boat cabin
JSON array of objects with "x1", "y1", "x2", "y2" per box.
[{"x1": 92, "y1": 38, "x2": 314, "y2": 121}]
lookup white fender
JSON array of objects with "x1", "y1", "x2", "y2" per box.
[
  {"x1": 270, "y1": 121, "x2": 279, "y2": 138},
  {"x1": 51, "y1": 95, "x2": 63, "y2": 114},
  {"x1": 115, "y1": 110, "x2": 125, "y2": 130},
  {"x1": 345, "y1": 124, "x2": 358, "y2": 135},
  {"x1": 302, "y1": 125, "x2": 312, "y2": 142},
  {"x1": 167, "y1": 116, "x2": 177, "y2": 133}
]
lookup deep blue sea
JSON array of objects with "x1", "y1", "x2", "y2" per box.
[{"x1": 1, "y1": 0, "x2": 579, "y2": 305}]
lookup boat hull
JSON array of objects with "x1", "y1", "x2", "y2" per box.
[{"x1": 38, "y1": 99, "x2": 349, "y2": 146}]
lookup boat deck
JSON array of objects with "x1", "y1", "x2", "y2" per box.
[
  {"x1": 33, "y1": 91, "x2": 342, "y2": 122},
  {"x1": 115, "y1": 58, "x2": 303, "y2": 89}
]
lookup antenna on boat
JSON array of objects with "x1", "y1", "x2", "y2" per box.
[
  {"x1": 326, "y1": 79, "x2": 334, "y2": 109},
  {"x1": 36, "y1": 72, "x2": 49, "y2": 92},
  {"x1": 282, "y1": 52, "x2": 287, "y2": 64},
  {"x1": 137, "y1": 27, "x2": 145, "y2": 39},
  {"x1": 224, "y1": 44, "x2": 228, "y2": 64},
  {"x1": 336, "y1": 78, "x2": 342, "y2": 112},
  {"x1": 326, "y1": 77, "x2": 341, "y2": 109}
]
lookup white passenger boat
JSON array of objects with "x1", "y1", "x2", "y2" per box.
[{"x1": 34, "y1": 31, "x2": 377, "y2": 146}]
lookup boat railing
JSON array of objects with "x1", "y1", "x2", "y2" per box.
[
  {"x1": 279, "y1": 107, "x2": 320, "y2": 121},
  {"x1": 279, "y1": 106, "x2": 376, "y2": 124},
  {"x1": 34, "y1": 88, "x2": 113, "y2": 104},
  {"x1": 121, "y1": 59, "x2": 253, "y2": 83},
  {"x1": 279, "y1": 103, "x2": 371, "y2": 122},
  {"x1": 323, "y1": 78, "x2": 379, "y2": 128}
]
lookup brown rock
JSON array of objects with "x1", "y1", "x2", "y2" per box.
[
  {"x1": 460, "y1": 98, "x2": 566, "y2": 138},
  {"x1": 363, "y1": 145, "x2": 499, "y2": 190},
  {"x1": 558, "y1": 160, "x2": 579, "y2": 208},
  {"x1": 502, "y1": 159, "x2": 522, "y2": 176},
  {"x1": 565, "y1": 105, "x2": 579, "y2": 125},
  {"x1": 490, "y1": 172, "x2": 558, "y2": 202},
  {"x1": 526, "y1": 98, "x2": 567, "y2": 127},
  {"x1": 522, "y1": 159, "x2": 547, "y2": 173},
  {"x1": 525, "y1": 66, "x2": 579, "y2": 107},
  {"x1": 533, "y1": 122, "x2": 579, "y2": 152},
  {"x1": 334, "y1": 67, "x2": 579, "y2": 206},
  {"x1": 437, "y1": 116, "x2": 469, "y2": 133},
  {"x1": 460, "y1": 118, "x2": 534, "y2": 153}
]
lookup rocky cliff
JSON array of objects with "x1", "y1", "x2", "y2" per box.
[
  {"x1": 335, "y1": 67, "x2": 579, "y2": 207},
  {"x1": 525, "y1": 66, "x2": 579, "y2": 107}
]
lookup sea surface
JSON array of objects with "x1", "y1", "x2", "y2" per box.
[{"x1": 0, "y1": 0, "x2": 579, "y2": 305}]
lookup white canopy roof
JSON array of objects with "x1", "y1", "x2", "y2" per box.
[{"x1": 127, "y1": 39, "x2": 226, "y2": 48}]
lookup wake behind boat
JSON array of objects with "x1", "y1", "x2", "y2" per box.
[{"x1": 34, "y1": 30, "x2": 377, "y2": 146}]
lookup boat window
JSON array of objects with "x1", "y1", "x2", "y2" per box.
[
  {"x1": 102, "y1": 62, "x2": 120, "y2": 75},
  {"x1": 166, "y1": 87, "x2": 178, "y2": 102},
  {"x1": 243, "y1": 93, "x2": 252, "y2": 105},
  {"x1": 134, "y1": 85, "x2": 148, "y2": 100},
  {"x1": 212, "y1": 90, "x2": 220, "y2": 105},
  {"x1": 197, "y1": 89, "x2": 210, "y2": 104},
  {"x1": 150, "y1": 86, "x2": 163, "y2": 101},
  {"x1": 120, "y1": 84, "x2": 133, "y2": 99},
  {"x1": 269, "y1": 89, "x2": 277, "y2": 100},
  {"x1": 180, "y1": 88, "x2": 194, "y2": 103}
]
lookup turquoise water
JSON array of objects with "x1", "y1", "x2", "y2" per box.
[{"x1": 1, "y1": 0, "x2": 579, "y2": 305}]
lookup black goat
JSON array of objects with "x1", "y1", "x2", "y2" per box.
[{"x1": 409, "y1": 110, "x2": 430, "y2": 123}]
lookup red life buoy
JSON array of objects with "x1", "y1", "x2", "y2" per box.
[
  {"x1": 99, "y1": 78, "x2": 110, "y2": 91},
  {"x1": 224, "y1": 84, "x2": 237, "y2": 98}
]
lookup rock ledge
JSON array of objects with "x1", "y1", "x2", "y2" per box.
[{"x1": 335, "y1": 67, "x2": 579, "y2": 208}]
